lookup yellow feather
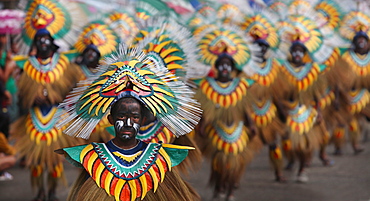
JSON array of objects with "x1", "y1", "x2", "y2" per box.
[
  {"x1": 157, "y1": 134, "x2": 165, "y2": 143},
  {"x1": 231, "y1": 143, "x2": 238, "y2": 155},
  {"x1": 95, "y1": 163, "x2": 105, "y2": 187},
  {"x1": 147, "y1": 97, "x2": 162, "y2": 114},
  {"x1": 158, "y1": 148, "x2": 172, "y2": 171},
  {"x1": 154, "y1": 41, "x2": 172, "y2": 52},
  {"x1": 224, "y1": 143, "x2": 230, "y2": 154},
  {"x1": 115, "y1": 179, "x2": 126, "y2": 201},
  {"x1": 155, "y1": 159, "x2": 166, "y2": 182},
  {"x1": 210, "y1": 135, "x2": 219, "y2": 147},
  {"x1": 205, "y1": 84, "x2": 213, "y2": 98},
  {"x1": 100, "y1": 70, "x2": 116, "y2": 77},
  {"x1": 152, "y1": 86, "x2": 175, "y2": 97},
  {"x1": 137, "y1": 69, "x2": 155, "y2": 76},
  {"x1": 154, "y1": 93, "x2": 173, "y2": 110},
  {"x1": 102, "y1": 98, "x2": 114, "y2": 114},
  {"x1": 167, "y1": 63, "x2": 184, "y2": 70},
  {"x1": 235, "y1": 87, "x2": 243, "y2": 99},
  {"x1": 162, "y1": 143, "x2": 194, "y2": 150},
  {"x1": 217, "y1": 138, "x2": 223, "y2": 150},
  {"x1": 104, "y1": 172, "x2": 114, "y2": 196},
  {"x1": 48, "y1": 72, "x2": 55, "y2": 83},
  {"x1": 148, "y1": 167, "x2": 159, "y2": 192},
  {"x1": 163, "y1": 128, "x2": 172, "y2": 142},
  {"x1": 91, "y1": 79, "x2": 107, "y2": 87},
  {"x1": 81, "y1": 87, "x2": 101, "y2": 100},
  {"x1": 128, "y1": 180, "x2": 137, "y2": 201},
  {"x1": 142, "y1": 99, "x2": 157, "y2": 116},
  {"x1": 46, "y1": 132, "x2": 52, "y2": 146},
  {"x1": 160, "y1": 48, "x2": 178, "y2": 58},
  {"x1": 87, "y1": 152, "x2": 98, "y2": 175},
  {"x1": 95, "y1": 98, "x2": 108, "y2": 116},
  {"x1": 145, "y1": 78, "x2": 165, "y2": 85},
  {"x1": 139, "y1": 174, "x2": 148, "y2": 199},
  {"x1": 35, "y1": 132, "x2": 42, "y2": 145},
  {"x1": 164, "y1": 56, "x2": 183, "y2": 64},
  {"x1": 88, "y1": 96, "x2": 104, "y2": 114},
  {"x1": 80, "y1": 94, "x2": 100, "y2": 110},
  {"x1": 128, "y1": 60, "x2": 140, "y2": 67}
]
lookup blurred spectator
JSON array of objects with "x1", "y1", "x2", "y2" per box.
[{"x1": 0, "y1": 131, "x2": 16, "y2": 181}]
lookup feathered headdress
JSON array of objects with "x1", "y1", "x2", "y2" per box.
[
  {"x1": 240, "y1": 7, "x2": 282, "y2": 57},
  {"x1": 185, "y1": 3, "x2": 259, "y2": 76},
  {"x1": 74, "y1": 20, "x2": 118, "y2": 57},
  {"x1": 58, "y1": 37, "x2": 202, "y2": 139},
  {"x1": 17, "y1": 0, "x2": 83, "y2": 54},
  {"x1": 130, "y1": 18, "x2": 208, "y2": 80},
  {"x1": 339, "y1": 11, "x2": 370, "y2": 43},
  {"x1": 277, "y1": 1, "x2": 342, "y2": 66},
  {"x1": 105, "y1": 11, "x2": 139, "y2": 43}
]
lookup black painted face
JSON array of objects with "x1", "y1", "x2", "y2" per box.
[
  {"x1": 35, "y1": 35, "x2": 53, "y2": 52},
  {"x1": 354, "y1": 36, "x2": 369, "y2": 53},
  {"x1": 290, "y1": 45, "x2": 305, "y2": 65},
  {"x1": 216, "y1": 57, "x2": 233, "y2": 79},
  {"x1": 256, "y1": 41, "x2": 269, "y2": 57},
  {"x1": 83, "y1": 48, "x2": 100, "y2": 67},
  {"x1": 109, "y1": 98, "x2": 142, "y2": 141}
]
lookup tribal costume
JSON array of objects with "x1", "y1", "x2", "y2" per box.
[
  {"x1": 10, "y1": 0, "x2": 82, "y2": 200},
  {"x1": 105, "y1": 19, "x2": 204, "y2": 175},
  {"x1": 333, "y1": 4, "x2": 370, "y2": 154},
  {"x1": 189, "y1": 5, "x2": 261, "y2": 199},
  {"x1": 274, "y1": 0, "x2": 341, "y2": 180},
  {"x1": 240, "y1": 7, "x2": 287, "y2": 181},
  {"x1": 56, "y1": 20, "x2": 202, "y2": 201}
]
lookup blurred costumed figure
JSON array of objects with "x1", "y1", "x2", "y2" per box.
[
  {"x1": 273, "y1": 0, "x2": 342, "y2": 182},
  {"x1": 10, "y1": 0, "x2": 82, "y2": 200},
  {"x1": 334, "y1": 1, "x2": 370, "y2": 155},
  {"x1": 71, "y1": 20, "x2": 118, "y2": 143},
  {"x1": 188, "y1": 3, "x2": 261, "y2": 200},
  {"x1": 240, "y1": 7, "x2": 287, "y2": 182},
  {"x1": 56, "y1": 35, "x2": 202, "y2": 201}
]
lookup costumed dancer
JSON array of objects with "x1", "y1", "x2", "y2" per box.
[
  {"x1": 274, "y1": 0, "x2": 341, "y2": 181},
  {"x1": 10, "y1": 0, "x2": 82, "y2": 200},
  {"x1": 240, "y1": 8, "x2": 287, "y2": 182},
  {"x1": 56, "y1": 42, "x2": 202, "y2": 201},
  {"x1": 335, "y1": 1, "x2": 370, "y2": 154},
  {"x1": 189, "y1": 4, "x2": 261, "y2": 199},
  {"x1": 104, "y1": 18, "x2": 205, "y2": 175},
  {"x1": 71, "y1": 20, "x2": 118, "y2": 143}
]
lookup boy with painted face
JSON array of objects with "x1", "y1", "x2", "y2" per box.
[
  {"x1": 290, "y1": 43, "x2": 307, "y2": 67},
  {"x1": 56, "y1": 43, "x2": 202, "y2": 201},
  {"x1": 11, "y1": 27, "x2": 81, "y2": 201},
  {"x1": 109, "y1": 97, "x2": 142, "y2": 144},
  {"x1": 353, "y1": 33, "x2": 369, "y2": 55},
  {"x1": 335, "y1": 30, "x2": 370, "y2": 155}
]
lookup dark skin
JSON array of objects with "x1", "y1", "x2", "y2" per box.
[
  {"x1": 290, "y1": 45, "x2": 306, "y2": 67},
  {"x1": 108, "y1": 98, "x2": 146, "y2": 149},
  {"x1": 255, "y1": 41, "x2": 269, "y2": 63},
  {"x1": 354, "y1": 36, "x2": 369, "y2": 55},
  {"x1": 32, "y1": 34, "x2": 57, "y2": 106},
  {"x1": 35, "y1": 34, "x2": 54, "y2": 60},
  {"x1": 215, "y1": 57, "x2": 234, "y2": 83},
  {"x1": 81, "y1": 48, "x2": 100, "y2": 69}
]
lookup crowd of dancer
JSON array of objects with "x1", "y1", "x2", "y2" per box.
[{"x1": 1, "y1": 0, "x2": 370, "y2": 201}]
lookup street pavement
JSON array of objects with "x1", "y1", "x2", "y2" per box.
[{"x1": 1, "y1": 141, "x2": 370, "y2": 201}]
